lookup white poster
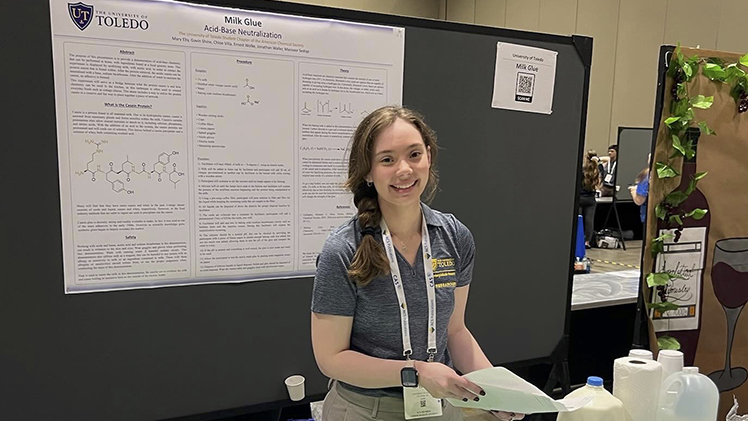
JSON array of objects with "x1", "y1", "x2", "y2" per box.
[
  {"x1": 491, "y1": 42, "x2": 557, "y2": 114},
  {"x1": 651, "y1": 227, "x2": 707, "y2": 332},
  {"x1": 50, "y1": 0, "x2": 404, "y2": 293}
]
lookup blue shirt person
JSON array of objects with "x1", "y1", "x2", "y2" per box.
[{"x1": 629, "y1": 174, "x2": 649, "y2": 222}]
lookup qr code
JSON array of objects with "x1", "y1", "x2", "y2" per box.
[
  {"x1": 515, "y1": 72, "x2": 535, "y2": 103},
  {"x1": 420, "y1": 398, "x2": 427, "y2": 408}
]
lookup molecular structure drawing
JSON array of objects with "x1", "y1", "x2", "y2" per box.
[
  {"x1": 300, "y1": 101, "x2": 358, "y2": 116},
  {"x1": 301, "y1": 102, "x2": 312, "y2": 116},
  {"x1": 75, "y1": 140, "x2": 185, "y2": 194},
  {"x1": 241, "y1": 94, "x2": 260, "y2": 106},
  {"x1": 339, "y1": 102, "x2": 355, "y2": 115}
]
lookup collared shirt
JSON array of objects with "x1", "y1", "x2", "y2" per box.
[{"x1": 311, "y1": 203, "x2": 475, "y2": 398}]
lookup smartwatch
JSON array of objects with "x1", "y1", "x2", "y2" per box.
[{"x1": 401, "y1": 359, "x2": 418, "y2": 388}]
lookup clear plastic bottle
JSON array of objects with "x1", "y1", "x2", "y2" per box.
[
  {"x1": 557, "y1": 376, "x2": 626, "y2": 421},
  {"x1": 655, "y1": 367, "x2": 719, "y2": 421}
]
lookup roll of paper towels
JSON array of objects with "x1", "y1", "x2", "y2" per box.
[{"x1": 613, "y1": 357, "x2": 663, "y2": 421}]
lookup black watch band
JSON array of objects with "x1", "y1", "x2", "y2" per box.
[{"x1": 401, "y1": 360, "x2": 419, "y2": 388}]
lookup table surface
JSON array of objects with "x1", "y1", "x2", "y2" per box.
[{"x1": 571, "y1": 269, "x2": 640, "y2": 311}]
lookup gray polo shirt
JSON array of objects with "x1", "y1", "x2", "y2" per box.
[{"x1": 311, "y1": 203, "x2": 475, "y2": 398}]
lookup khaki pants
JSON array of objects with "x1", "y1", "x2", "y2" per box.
[{"x1": 322, "y1": 381, "x2": 464, "y2": 421}]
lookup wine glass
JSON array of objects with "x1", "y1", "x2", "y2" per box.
[{"x1": 708, "y1": 238, "x2": 748, "y2": 392}]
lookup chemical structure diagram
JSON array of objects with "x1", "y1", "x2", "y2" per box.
[
  {"x1": 300, "y1": 100, "x2": 358, "y2": 117},
  {"x1": 241, "y1": 94, "x2": 260, "y2": 106},
  {"x1": 301, "y1": 102, "x2": 311, "y2": 116},
  {"x1": 317, "y1": 100, "x2": 331, "y2": 114},
  {"x1": 340, "y1": 102, "x2": 355, "y2": 115},
  {"x1": 240, "y1": 78, "x2": 259, "y2": 106},
  {"x1": 74, "y1": 140, "x2": 185, "y2": 194}
]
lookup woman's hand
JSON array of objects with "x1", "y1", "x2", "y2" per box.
[
  {"x1": 629, "y1": 185, "x2": 638, "y2": 200},
  {"x1": 415, "y1": 361, "x2": 485, "y2": 401},
  {"x1": 490, "y1": 410, "x2": 526, "y2": 420}
]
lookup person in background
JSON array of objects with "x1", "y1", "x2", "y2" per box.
[
  {"x1": 588, "y1": 150, "x2": 605, "y2": 188},
  {"x1": 580, "y1": 150, "x2": 601, "y2": 249},
  {"x1": 629, "y1": 154, "x2": 651, "y2": 223},
  {"x1": 600, "y1": 144, "x2": 618, "y2": 197}
]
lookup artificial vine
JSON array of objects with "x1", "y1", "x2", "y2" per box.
[{"x1": 646, "y1": 45, "x2": 748, "y2": 351}]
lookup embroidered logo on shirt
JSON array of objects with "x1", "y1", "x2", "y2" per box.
[
  {"x1": 432, "y1": 257, "x2": 456, "y2": 285},
  {"x1": 435, "y1": 281, "x2": 457, "y2": 289}
]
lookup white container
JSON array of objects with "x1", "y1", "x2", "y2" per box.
[
  {"x1": 285, "y1": 375, "x2": 306, "y2": 401},
  {"x1": 655, "y1": 367, "x2": 719, "y2": 421},
  {"x1": 657, "y1": 350, "x2": 684, "y2": 383},
  {"x1": 557, "y1": 377, "x2": 626, "y2": 421}
]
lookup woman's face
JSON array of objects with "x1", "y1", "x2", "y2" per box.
[{"x1": 367, "y1": 118, "x2": 431, "y2": 210}]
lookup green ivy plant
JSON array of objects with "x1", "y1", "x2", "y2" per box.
[{"x1": 646, "y1": 45, "x2": 748, "y2": 351}]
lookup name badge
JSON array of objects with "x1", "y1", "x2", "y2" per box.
[
  {"x1": 604, "y1": 173, "x2": 613, "y2": 184},
  {"x1": 403, "y1": 387, "x2": 443, "y2": 420}
]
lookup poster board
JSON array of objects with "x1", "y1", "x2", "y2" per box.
[
  {"x1": 615, "y1": 127, "x2": 653, "y2": 202},
  {"x1": 51, "y1": 0, "x2": 405, "y2": 293},
  {"x1": 644, "y1": 46, "x2": 748, "y2": 419}
]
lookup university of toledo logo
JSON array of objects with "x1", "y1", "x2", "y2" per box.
[{"x1": 68, "y1": 2, "x2": 94, "y2": 31}]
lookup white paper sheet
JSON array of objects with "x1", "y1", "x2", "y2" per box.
[
  {"x1": 447, "y1": 367, "x2": 592, "y2": 414},
  {"x1": 491, "y1": 42, "x2": 557, "y2": 114}
]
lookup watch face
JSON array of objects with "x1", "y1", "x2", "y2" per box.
[{"x1": 401, "y1": 367, "x2": 418, "y2": 387}]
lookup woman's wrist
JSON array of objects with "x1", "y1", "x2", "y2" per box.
[{"x1": 413, "y1": 360, "x2": 432, "y2": 382}]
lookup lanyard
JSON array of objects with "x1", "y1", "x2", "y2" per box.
[
  {"x1": 380, "y1": 213, "x2": 437, "y2": 362},
  {"x1": 607, "y1": 161, "x2": 616, "y2": 173}
]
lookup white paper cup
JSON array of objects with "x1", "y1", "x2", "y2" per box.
[
  {"x1": 629, "y1": 349, "x2": 654, "y2": 360},
  {"x1": 657, "y1": 350, "x2": 684, "y2": 382},
  {"x1": 285, "y1": 375, "x2": 305, "y2": 401}
]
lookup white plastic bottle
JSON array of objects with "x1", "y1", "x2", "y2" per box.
[
  {"x1": 655, "y1": 367, "x2": 719, "y2": 421},
  {"x1": 557, "y1": 376, "x2": 627, "y2": 421}
]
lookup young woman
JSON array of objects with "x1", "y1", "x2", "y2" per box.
[
  {"x1": 311, "y1": 106, "x2": 524, "y2": 421},
  {"x1": 579, "y1": 150, "x2": 601, "y2": 248}
]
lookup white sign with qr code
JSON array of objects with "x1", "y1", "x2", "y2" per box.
[{"x1": 492, "y1": 42, "x2": 558, "y2": 114}]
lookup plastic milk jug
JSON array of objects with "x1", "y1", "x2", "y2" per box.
[
  {"x1": 557, "y1": 376, "x2": 626, "y2": 421},
  {"x1": 655, "y1": 367, "x2": 719, "y2": 421}
]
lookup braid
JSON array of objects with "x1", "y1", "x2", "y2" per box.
[{"x1": 348, "y1": 183, "x2": 389, "y2": 286}]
